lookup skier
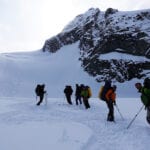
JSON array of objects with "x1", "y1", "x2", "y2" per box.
[
  {"x1": 105, "y1": 85, "x2": 117, "y2": 122},
  {"x1": 135, "y1": 79, "x2": 150, "y2": 124},
  {"x1": 75, "y1": 84, "x2": 82, "y2": 105},
  {"x1": 81, "y1": 85, "x2": 91, "y2": 109},
  {"x1": 35, "y1": 84, "x2": 46, "y2": 106},
  {"x1": 64, "y1": 85, "x2": 73, "y2": 105}
]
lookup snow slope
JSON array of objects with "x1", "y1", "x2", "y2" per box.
[
  {"x1": 0, "y1": 42, "x2": 100, "y2": 98},
  {"x1": 0, "y1": 43, "x2": 149, "y2": 150},
  {"x1": 0, "y1": 97, "x2": 149, "y2": 150},
  {"x1": 0, "y1": 42, "x2": 142, "y2": 98}
]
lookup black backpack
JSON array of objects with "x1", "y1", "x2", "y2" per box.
[
  {"x1": 144, "y1": 77, "x2": 150, "y2": 89},
  {"x1": 35, "y1": 84, "x2": 41, "y2": 96},
  {"x1": 100, "y1": 81, "x2": 111, "y2": 101}
]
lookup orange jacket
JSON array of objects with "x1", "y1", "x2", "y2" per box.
[{"x1": 105, "y1": 89, "x2": 116, "y2": 102}]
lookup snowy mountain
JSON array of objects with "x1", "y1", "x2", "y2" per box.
[
  {"x1": 43, "y1": 8, "x2": 150, "y2": 82},
  {"x1": 0, "y1": 8, "x2": 149, "y2": 98}
]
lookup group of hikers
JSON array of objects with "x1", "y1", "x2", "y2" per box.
[
  {"x1": 64, "y1": 84, "x2": 92, "y2": 109},
  {"x1": 63, "y1": 82, "x2": 117, "y2": 122},
  {"x1": 35, "y1": 77, "x2": 150, "y2": 124}
]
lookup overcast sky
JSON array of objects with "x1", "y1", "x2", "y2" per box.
[{"x1": 0, "y1": 0, "x2": 150, "y2": 53}]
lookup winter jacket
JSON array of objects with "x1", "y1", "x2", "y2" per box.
[
  {"x1": 75, "y1": 85, "x2": 81, "y2": 96},
  {"x1": 81, "y1": 89, "x2": 89, "y2": 98},
  {"x1": 64, "y1": 86, "x2": 73, "y2": 96},
  {"x1": 140, "y1": 87, "x2": 150, "y2": 106},
  {"x1": 81, "y1": 86, "x2": 92, "y2": 98},
  {"x1": 105, "y1": 88, "x2": 116, "y2": 102}
]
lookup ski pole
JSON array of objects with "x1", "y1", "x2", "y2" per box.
[
  {"x1": 115, "y1": 104, "x2": 124, "y2": 120},
  {"x1": 127, "y1": 105, "x2": 144, "y2": 129},
  {"x1": 45, "y1": 92, "x2": 48, "y2": 106}
]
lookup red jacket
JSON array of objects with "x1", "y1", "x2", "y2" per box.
[{"x1": 105, "y1": 89, "x2": 116, "y2": 102}]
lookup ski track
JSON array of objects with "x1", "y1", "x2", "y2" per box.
[{"x1": 0, "y1": 97, "x2": 149, "y2": 150}]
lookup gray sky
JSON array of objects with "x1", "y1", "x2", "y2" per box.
[{"x1": 0, "y1": 0, "x2": 150, "y2": 53}]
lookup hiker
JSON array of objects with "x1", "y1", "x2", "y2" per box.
[
  {"x1": 64, "y1": 85, "x2": 73, "y2": 105},
  {"x1": 81, "y1": 85, "x2": 92, "y2": 109},
  {"x1": 135, "y1": 79, "x2": 150, "y2": 124},
  {"x1": 35, "y1": 84, "x2": 46, "y2": 106},
  {"x1": 75, "y1": 84, "x2": 82, "y2": 105},
  {"x1": 105, "y1": 85, "x2": 117, "y2": 122}
]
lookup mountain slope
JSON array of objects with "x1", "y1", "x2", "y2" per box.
[
  {"x1": 42, "y1": 8, "x2": 150, "y2": 82},
  {"x1": 0, "y1": 43, "x2": 142, "y2": 98},
  {"x1": 0, "y1": 43, "x2": 100, "y2": 97}
]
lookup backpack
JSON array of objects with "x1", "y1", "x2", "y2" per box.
[
  {"x1": 98, "y1": 86, "x2": 104, "y2": 100},
  {"x1": 99, "y1": 81, "x2": 111, "y2": 101},
  {"x1": 87, "y1": 87, "x2": 92, "y2": 98},
  {"x1": 35, "y1": 84, "x2": 41, "y2": 96},
  {"x1": 99, "y1": 86, "x2": 109, "y2": 101},
  {"x1": 144, "y1": 77, "x2": 150, "y2": 89}
]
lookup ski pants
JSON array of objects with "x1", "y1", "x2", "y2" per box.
[
  {"x1": 37, "y1": 94, "x2": 44, "y2": 105},
  {"x1": 146, "y1": 106, "x2": 150, "y2": 123},
  {"x1": 75, "y1": 95, "x2": 82, "y2": 105},
  {"x1": 65, "y1": 94, "x2": 72, "y2": 105},
  {"x1": 83, "y1": 97, "x2": 90, "y2": 109},
  {"x1": 106, "y1": 100, "x2": 114, "y2": 121}
]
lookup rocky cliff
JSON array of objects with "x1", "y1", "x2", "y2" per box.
[{"x1": 42, "y1": 8, "x2": 150, "y2": 82}]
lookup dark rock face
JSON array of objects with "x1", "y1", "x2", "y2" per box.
[{"x1": 42, "y1": 8, "x2": 150, "y2": 82}]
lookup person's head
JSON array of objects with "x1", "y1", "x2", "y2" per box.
[
  {"x1": 41, "y1": 84, "x2": 45, "y2": 88},
  {"x1": 112, "y1": 85, "x2": 117, "y2": 91},
  {"x1": 85, "y1": 86, "x2": 89, "y2": 89},
  {"x1": 135, "y1": 83, "x2": 142, "y2": 90},
  {"x1": 105, "y1": 80, "x2": 111, "y2": 87}
]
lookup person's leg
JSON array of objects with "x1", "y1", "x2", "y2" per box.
[
  {"x1": 75, "y1": 96, "x2": 78, "y2": 105},
  {"x1": 106, "y1": 101, "x2": 114, "y2": 121},
  {"x1": 83, "y1": 97, "x2": 88, "y2": 109},
  {"x1": 109, "y1": 102, "x2": 114, "y2": 121},
  {"x1": 146, "y1": 106, "x2": 150, "y2": 124},
  {"x1": 86, "y1": 99, "x2": 90, "y2": 108},
  {"x1": 37, "y1": 95, "x2": 44, "y2": 105},
  {"x1": 79, "y1": 96, "x2": 82, "y2": 104},
  {"x1": 67, "y1": 95, "x2": 72, "y2": 105},
  {"x1": 106, "y1": 101, "x2": 111, "y2": 121}
]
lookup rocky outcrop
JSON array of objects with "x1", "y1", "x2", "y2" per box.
[{"x1": 42, "y1": 8, "x2": 150, "y2": 82}]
